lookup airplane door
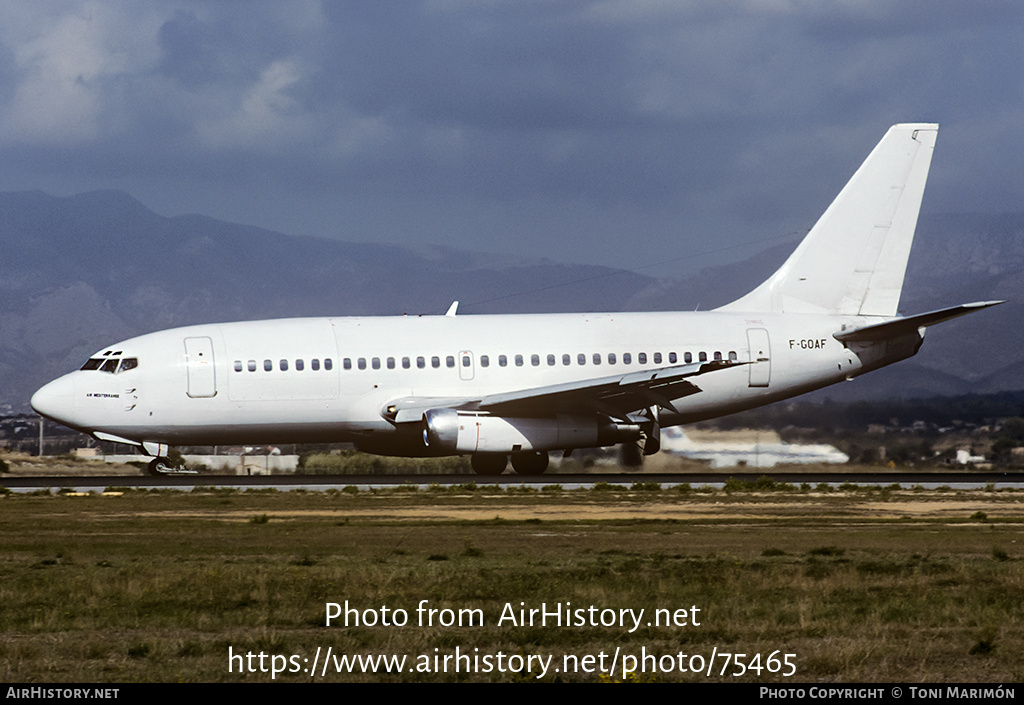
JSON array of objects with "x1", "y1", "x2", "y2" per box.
[
  {"x1": 746, "y1": 328, "x2": 771, "y2": 388},
  {"x1": 459, "y1": 351, "x2": 475, "y2": 381},
  {"x1": 184, "y1": 336, "x2": 217, "y2": 398}
]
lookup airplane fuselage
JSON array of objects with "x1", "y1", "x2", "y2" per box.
[{"x1": 30, "y1": 309, "x2": 914, "y2": 455}]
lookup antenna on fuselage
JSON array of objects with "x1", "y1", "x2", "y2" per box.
[{"x1": 445, "y1": 301, "x2": 459, "y2": 317}]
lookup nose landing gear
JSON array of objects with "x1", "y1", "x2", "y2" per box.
[{"x1": 147, "y1": 456, "x2": 198, "y2": 476}]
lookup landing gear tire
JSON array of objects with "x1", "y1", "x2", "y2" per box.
[
  {"x1": 619, "y1": 442, "x2": 644, "y2": 469},
  {"x1": 471, "y1": 453, "x2": 508, "y2": 476},
  {"x1": 148, "y1": 457, "x2": 175, "y2": 476},
  {"x1": 511, "y1": 451, "x2": 549, "y2": 475},
  {"x1": 147, "y1": 456, "x2": 197, "y2": 475}
]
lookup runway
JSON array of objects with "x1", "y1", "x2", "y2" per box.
[{"x1": 3, "y1": 470, "x2": 1023, "y2": 491}]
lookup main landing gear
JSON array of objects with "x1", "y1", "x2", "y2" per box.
[{"x1": 470, "y1": 451, "x2": 549, "y2": 476}]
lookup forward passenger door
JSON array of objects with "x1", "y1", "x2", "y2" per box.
[{"x1": 184, "y1": 336, "x2": 217, "y2": 398}]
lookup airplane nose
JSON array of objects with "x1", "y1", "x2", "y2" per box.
[{"x1": 30, "y1": 375, "x2": 77, "y2": 425}]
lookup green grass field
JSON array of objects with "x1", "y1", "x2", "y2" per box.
[{"x1": 1, "y1": 482, "x2": 1022, "y2": 682}]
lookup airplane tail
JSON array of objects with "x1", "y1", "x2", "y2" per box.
[{"x1": 718, "y1": 123, "x2": 938, "y2": 317}]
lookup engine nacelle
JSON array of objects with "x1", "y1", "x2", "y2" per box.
[{"x1": 422, "y1": 408, "x2": 641, "y2": 454}]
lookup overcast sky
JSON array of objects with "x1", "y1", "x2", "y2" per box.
[{"x1": 1, "y1": 1, "x2": 1021, "y2": 277}]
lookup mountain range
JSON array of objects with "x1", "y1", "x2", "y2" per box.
[{"x1": 1, "y1": 190, "x2": 1021, "y2": 412}]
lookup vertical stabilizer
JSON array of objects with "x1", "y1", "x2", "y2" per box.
[{"x1": 718, "y1": 123, "x2": 938, "y2": 317}]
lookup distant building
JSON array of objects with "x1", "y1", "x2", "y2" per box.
[{"x1": 955, "y1": 449, "x2": 986, "y2": 465}]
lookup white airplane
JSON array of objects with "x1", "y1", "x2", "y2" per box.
[
  {"x1": 658, "y1": 427, "x2": 850, "y2": 468},
  {"x1": 30, "y1": 123, "x2": 1002, "y2": 475}
]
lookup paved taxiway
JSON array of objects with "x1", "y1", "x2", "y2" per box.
[{"x1": 3, "y1": 471, "x2": 1023, "y2": 492}]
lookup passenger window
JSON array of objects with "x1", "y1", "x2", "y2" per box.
[
  {"x1": 714, "y1": 351, "x2": 723, "y2": 361},
  {"x1": 654, "y1": 352, "x2": 662, "y2": 364},
  {"x1": 324, "y1": 358, "x2": 332, "y2": 371},
  {"x1": 248, "y1": 360, "x2": 257, "y2": 372},
  {"x1": 593, "y1": 353, "x2": 601, "y2": 365},
  {"x1": 577, "y1": 353, "x2": 586, "y2": 365},
  {"x1": 729, "y1": 351, "x2": 738, "y2": 362},
  {"x1": 623, "y1": 353, "x2": 632, "y2": 364},
  {"x1": 699, "y1": 352, "x2": 707, "y2": 362},
  {"x1": 431, "y1": 356, "x2": 440, "y2": 368},
  {"x1": 498, "y1": 355, "x2": 507, "y2": 367},
  {"x1": 280, "y1": 359, "x2": 288, "y2": 371},
  {"x1": 296, "y1": 359, "x2": 304, "y2": 371},
  {"x1": 608, "y1": 353, "x2": 616, "y2": 365},
  {"x1": 669, "y1": 352, "x2": 677, "y2": 364},
  {"x1": 417, "y1": 356, "x2": 426, "y2": 369},
  {"x1": 446, "y1": 356, "x2": 455, "y2": 368},
  {"x1": 357, "y1": 358, "x2": 366, "y2": 370},
  {"x1": 372, "y1": 357, "x2": 380, "y2": 370},
  {"x1": 638, "y1": 352, "x2": 647, "y2": 364},
  {"x1": 402, "y1": 357, "x2": 411, "y2": 369},
  {"x1": 387, "y1": 357, "x2": 395, "y2": 369},
  {"x1": 264, "y1": 359, "x2": 272, "y2": 372},
  {"x1": 343, "y1": 358, "x2": 352, "y2": 370},
  {"x1": 481, "y1": 355, "x2": 490, "y2": 368},
  {"x1": 234, "y1": 360, "x2": 243, "y2": 372},
  {"x1": 547, "y1": 354, "x2": 556, "y2": 366},
  {"x1": 462, "y1": 355, "x2": 471, "y2": 367},
  {"x1": 531, "y1": 354, "x2": 540, "y2": 366},
  {"x1": 562, "y1": 354, "x2": 571, "y2": 366},
  {"x1": 684, "y1": 352, "x2": 692, "y2": 364},
  {"x1": 311, "y1": 359, "x2": 320, "y2": 371}
]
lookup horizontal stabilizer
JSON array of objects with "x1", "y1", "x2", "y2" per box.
[{"x1": 833, "y1": 301, "x2": 1005, "y2": 343}]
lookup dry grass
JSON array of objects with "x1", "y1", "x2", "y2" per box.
[{"x1": 1, "y1": 484, "x2": 1022, "y2": 682}]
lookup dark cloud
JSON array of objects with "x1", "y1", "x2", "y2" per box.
[{"x1": 0, "y1": 1, "x2": 1021, "y2": 276}]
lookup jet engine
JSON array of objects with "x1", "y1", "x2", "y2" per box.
[{"x1": 421, "y1": 408, "x2": 641, "y2": 454}]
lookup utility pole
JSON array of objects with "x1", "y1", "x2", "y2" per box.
[{"x1": 38, "y1": 416, "x2": 44, "y2": 457}]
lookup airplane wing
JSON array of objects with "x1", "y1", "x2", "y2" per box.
[{"x1": 385, "y1": 359, "x2": 747, "y2": 424}]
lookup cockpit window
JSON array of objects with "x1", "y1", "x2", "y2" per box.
[{"x1": 81, "y1": 356, "x2": 139, "y2": 374}]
